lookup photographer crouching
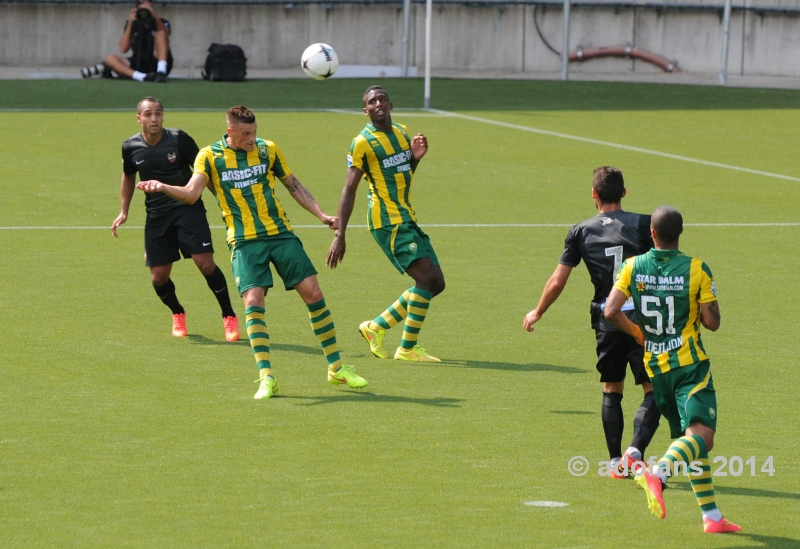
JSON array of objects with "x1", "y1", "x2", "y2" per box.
[{"x1": 81, "y1": 0, "x2": 173, "y2": 82}]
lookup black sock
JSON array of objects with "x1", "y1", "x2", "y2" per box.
[
  {"x1": 204, "y1": 266, "x2": 236, "y2": 318},
  {"x1": 630, "y1": 391, "x2": 661, "y2": 456},
  {"x1": 602, "y1": 392, "x2": 624, "y2": 460},
  {"x1": 153, "y1": 278, "x2": 184, "y2": 315}
]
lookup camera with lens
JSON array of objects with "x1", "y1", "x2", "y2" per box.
[{"x1": 135, "y1": 0, "x2": 154, "y2": 25}]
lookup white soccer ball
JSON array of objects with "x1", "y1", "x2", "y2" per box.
[{"x1": 301, "y1": 43, "x2": 339, "y2": 80}]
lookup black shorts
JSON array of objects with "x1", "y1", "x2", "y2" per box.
[
  {"x1": 144, "y1": 202, "x2": 214, "y2": 267},
  {"x1": 594, "y1": 329, "x2": 650, "y2": 385},
  {"x1": 129, "y1": 51, "x2": 173, "y2": 75}
]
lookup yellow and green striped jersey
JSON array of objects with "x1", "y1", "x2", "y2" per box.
[
  {"x1": 613, "y1": 249, "x2": 717, "y2": 377},
  {"x1": 195, "y1": 135, "x2": 293, "y2": 244},
  {"x1": 348, "y1": 122, "x2": 417, "y2": 230}
]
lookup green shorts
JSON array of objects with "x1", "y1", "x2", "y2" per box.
[
  {"x1": 651, "y1": 360, "x2": 718, "y2": 438},
  {"x1": 229, "y1": 233, "x2": 317, "y2": 295},
  {"x1": 371, "y1": 221, "x2": 439, "y2": 274}
]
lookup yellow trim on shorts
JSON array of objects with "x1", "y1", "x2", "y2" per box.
[
  {"x1": 687, "y1": 370, "x2": 712, "y2": 400},
  {"x1": 389, "y1": 224, "x2": 399, "y2": 253}
]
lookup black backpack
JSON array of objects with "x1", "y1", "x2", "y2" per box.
[{"x1": 202, "y1": 43, "x2": 247, "y2": 81}]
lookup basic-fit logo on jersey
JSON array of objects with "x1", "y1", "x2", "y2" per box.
[
  {"x1": 382, "y1": 150, "x2": 412, "y2": 170},
  {"x1": 220, "y1": 165, "x2": 268, "y2": 189}
]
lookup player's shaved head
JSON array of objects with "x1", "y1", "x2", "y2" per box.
[
  {"x1": 363, "y1": 85, "x2": 389, "y2": 105},
  {"x1": 227, "y1": 105, "x2": 256, "y2": 126},
  {"x1": 651, "y1": 206, "x2": 683, "y2": 247},
  {"x1": 137, "y1": 96, "x2": 163, "y2": 114},
  {"x1": 592, "y1": 166, "x2": 625, "y2": 204}
]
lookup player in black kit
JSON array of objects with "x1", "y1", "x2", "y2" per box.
[
  {"x1": 523, "y1": 166, "x2": 661, "y2": 476},
  {"x1": 111, "y1": 96, "x2": 239, "y2": 342}
]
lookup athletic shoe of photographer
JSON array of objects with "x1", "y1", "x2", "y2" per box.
[{"x1": 81, "y1": 0, "x2": 172, "y2": 83}]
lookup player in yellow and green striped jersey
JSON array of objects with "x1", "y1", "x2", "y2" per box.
[
  {"x1": 137, "y1": 105, "x2": 367, "y2": 399},
  {"x1": 605, "y1": 206, "x2": 740, "y2": 534},
  {"x1": 327, "y1": 86, "x2": 445, "y2": 363}
]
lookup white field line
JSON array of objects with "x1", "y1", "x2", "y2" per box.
[
  {"x1": 1, "y1": 223, "x2": 798, "y2": 231},
  {"x1": 429, "y1": 109, "x2": 800, "y2": 183},
  {"x1": 8, "y1": 106, "x2": 796, "y2": 181}
]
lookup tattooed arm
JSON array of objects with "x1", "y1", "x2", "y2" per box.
[
  {"x1": 279, "y1": 174, "x2": 335, "y2": 227},
  {"x1": 699, "y1": 300, "x2": 721, "y2": 331}
]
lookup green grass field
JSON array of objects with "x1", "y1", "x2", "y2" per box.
[{"x1": 1, "y1": 78, "x2": 799, "y2": 548}]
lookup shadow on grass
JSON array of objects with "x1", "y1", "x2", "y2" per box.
[
  {"x1": 186, "y1": 337, "x2": 586, "y2": 375},
  {"x1": 736, "y1": 534, "x2": 800, "y2": 548},
  {"x1": 271, "y1": 342, "x2": 324, "y2": 355},
  {"x1": 439, "y1": 359, "x2": 585, "y2": 374},
  {"x1": 279, "y1": 392, "x2": 463, "y2": 408},
  {"x1": 550, "y1": 410, "x2": 595, "y2": 415},
  {"x1": 188, "y1": 336, "x2": 321, "y2": 355},
  {"x1": 188, "y1": 334, "x2": 235, "y2": 345}
]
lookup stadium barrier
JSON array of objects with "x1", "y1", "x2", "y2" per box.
[{"x1": 2, "y1": 0, "x2": 800, "y2": 77}]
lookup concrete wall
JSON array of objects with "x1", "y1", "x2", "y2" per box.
[{"x1": 2, "y1": 2, "x2": 800, "y2": 76}]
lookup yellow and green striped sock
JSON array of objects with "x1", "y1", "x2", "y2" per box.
[
  {"x1": 682, "y1": 436, "x2": 719, "y2": 514},
  {"x1": 656, "y1": 434, "x2": 718, "y2": 513},
  {"x1": 245, "y1": 306, "x2": 271, "y2": 371},
  {"x1": 400, "y1": 287, "x2": 433, "y2": 350},
  {"x1": 307, "y1": 299, "x2": 342, "y2": 373},
  {"x1": 371, "y1": 288, "x2": 412, "y2": 331}
]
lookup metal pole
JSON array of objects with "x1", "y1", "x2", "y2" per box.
[
  {"x1": 424, "y1": 0, "x2": 432, "y2": 108},
  {"x1": 561, "y1": 0, "x2": 570, "y2": 80},
  {"x1": 401, "y1": 0, "x2": 411, "y2": 77},
  {"x1": 719, "y1": 0, "x2": 732, "y2": 86}
]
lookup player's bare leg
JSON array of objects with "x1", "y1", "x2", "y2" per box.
[
  {"x1": 192, "y1": 252, "x2": 216, "y2": 277},
  {"x1": 405, "y1": 258, "x2": 445, "y2": 297},
  {"x1": 294, "y1": 275, "x2": 324, "y2": 305}
]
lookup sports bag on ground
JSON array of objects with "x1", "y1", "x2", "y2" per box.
[{"x1": 202, "y1": 43, "x2": 247, "y2": 81}]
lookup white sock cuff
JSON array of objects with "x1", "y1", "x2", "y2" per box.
[
  {"x1": 132, "y1": 71, "x2": 147, "y2": 82},
  {"x1": 624, "y1": 447, "x2": 642, "y2": 459},
  {"x1": 157, "y1": 61, "x2": 168, "y2": 74}
]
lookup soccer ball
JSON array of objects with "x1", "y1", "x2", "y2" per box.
[{"x1": 301, "y1": 43, "x2": 339, "y2": 80}]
